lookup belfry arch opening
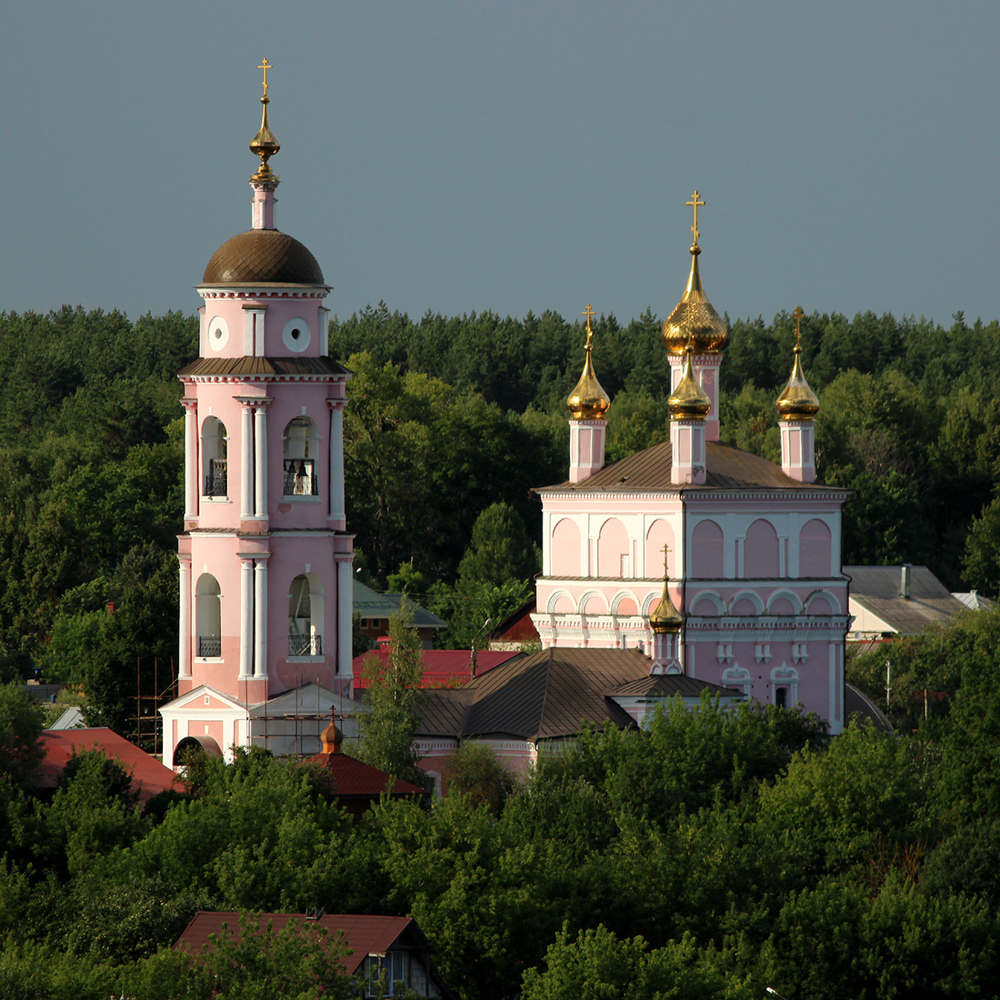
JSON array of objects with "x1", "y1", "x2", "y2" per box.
[
  {"x1": 283, "y1": 417, "x2": 319, "y2": 496},
  {"x1": 288, "y1": 573, "x2": 324, "y2": 656},
  {"x1": 195, "y1": 574, "x2": 222, "y2": 658},
  {"x1": 201, "y1": 416, "x2": 228, "y2": 497}
]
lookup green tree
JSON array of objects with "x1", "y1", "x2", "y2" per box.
[
  {"x1": 0, "y1": 681, "x2": 45, "y2": 789},
  {"x1": 352, "y1": 610, "x2": 427, "y2": 788},
  {"x1": 445, "y1": 743, "x2": 516, "y2": 815}
]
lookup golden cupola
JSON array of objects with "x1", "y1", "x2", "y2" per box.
[
  {"x1": 250, "y1": 58, "x2": 281, "y2": 182},
  {"x1": 776, "y1": 307, "x2": 820, "y2": 421},
  {"x1": 661, "y1": 191, "x2": 728, "y2": 355},
  {"x1": 667, "y1": 343, "x2": 711, "y2": 419},
  {"x1": 648, "y1": 577, "x2": 683, "y2": 634},
  {"x1": 567, "y1": 305, "x2": 611, "y2": 421}
]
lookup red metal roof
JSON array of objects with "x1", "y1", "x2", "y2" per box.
[
  {"x1": 307, "y1": 751, "x2": 426, "y2": 797},
  {"x1": 38, "y1": 729, "x2": 184, "y2": 804},
  {"x1": 175, "y1": 911, "x2": 415, "y2": 975},
  {"x1": 352, "y1": 648, "x2": 521, "y2": 689}
]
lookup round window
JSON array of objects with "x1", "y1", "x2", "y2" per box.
[
  {"x1": 282, "y1": 317, "x2": 311, "y2": 353},
  {"x1": 208, "y1": 316, "x2": 229, "y2": 351}
]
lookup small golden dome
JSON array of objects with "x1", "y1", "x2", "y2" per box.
[
  {"x1": 567, "y1": 305, "x2": 611, "y2": 420},
  {"x1": 776, "y1": 309, "x2": 819, "y2": 421},
  {"x1": 667, "y1": 344, "x2": 711, "y2": 420},
  {"x1": 250, "y1": 59, "x2": 280, "y2": 182},
  {"x1": 649, "y1": 580, "x2": 683, "y2": 633},
  {"x1": 320, "y1": 710, "x2": 343, "y2": 754}
]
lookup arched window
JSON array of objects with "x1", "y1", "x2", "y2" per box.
[
  {"x1": 799, "y1": 519, "x2": 832, "y2": 577},
  {"x1": 289, "y1": 573, "x2": 324, "y2": 656},
  {"x1": 283, "y1": 417, "x2": 319, "y2": 496},
  {"x1": 196, "y1": 574, "x2": 221, "y2": 657},
  {"x1": 551, "y1": 518, "x2": 581, "y2": 577},
  {"x1": 598, "y1": 518, "x2": 629, "y2": 578},
  {"x1": 744, "y1": 519, "x2": 779, "y2": 578},
  {"x1": 645, "y1": 519, "x2": 674, "y2": 580},
  {"x1": 691, "y1": 520, "x2": 724, "y2": 578},
  {"x1": 201, "y1": 417, "x2": 227, "y2": 498}
]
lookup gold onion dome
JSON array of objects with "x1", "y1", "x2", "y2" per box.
[
  {"x1": 667, "y1": 344, "x2": 711, "y2": 420},
  {"x1": 649, "y1": 578, "x2": 683, "y2": 633},
  {"x1": 776, "y1": 308, "x2": 820, "y2": 421},
  {"x1": 661, "y1": 191, "x2": 728, "y2": 355},
  {"x1": 567, "y1": 305, "x2": 611, "y2": 420},
  {"x1": 250, "y1": 58, "x2": 280, "y2": 181},
  {"x1": 320, "y1": 710, "x2": 343, "y2": 754}
]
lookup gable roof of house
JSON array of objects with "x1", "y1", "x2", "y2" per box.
[
  {"x1": 537, "y1": 439, "x2": 848, "y2": 494},
  {"x1": 845, "y1": 565, "x2": 967, "y2": 634},
  {"x1": 415, "y1": 647, "x2": 733, "y2": 743},
  {"x1": 609, "y1": 673, "x2": 741, "y2": 698},
  {"x1": 353, "y1": 582, "x2": 448, "y2": 629},
  {"x1": 38, "y1": 729, "x2": 184, "y2": 803},
  {"x1": 175, "y1": 911, "x2": 421, "y2": 976}
]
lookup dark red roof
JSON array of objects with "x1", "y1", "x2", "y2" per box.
[
  {"x1": 352, "y1": 648, "x2": 521, "y2": 689},
  {"x1": 175, "y1": 911, "x2": 415, "y2": 975},
  {"x1": 38, "y1": 729, "x2": 184, "y2": 804},
  {"x1": 307, "y1": 751, "x2": 426, "y2": 797}
]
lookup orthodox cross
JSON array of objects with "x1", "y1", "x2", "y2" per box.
[
  {"x1": 661, "y1": 542, "x2": 672, "y2": 578},
  {"x1": 792, "y1": 305, "x2": 805, "y2": 349},
  {"x1": 686, "y1": 190, "x2": 705, "y2": 245},
  {"x1": 259, "y1": 58, "x2": 273, "y2": 97},
  {"x1": 582, "y1": 304, "x2": 596, "y2": 349}
]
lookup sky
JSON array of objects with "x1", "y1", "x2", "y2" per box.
[{"x1": 4, "y1": 1, "x2": 998, "y2": 329}]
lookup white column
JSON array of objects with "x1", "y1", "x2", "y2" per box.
[
  {"x1": 319, "y1": 307, "x2": 329, "y2": 356},
  {"x1": 254, "y1": 559, "x2": 268, "y2": 679},
  {"x1": 239, "y1": 557, "x2": 253, "y2": 680},
  {"x1": 183, "y1": 400, "x2": 198, "y2": 519},
  {"x1": 254, "y1": 405, "x2": 268, "y2": 520},
  {"x1": 328, "y1": 401, "x2": 345, "y2": 523},
  {"x1": 178, "y1": 558, "x2": 192, "y2": 679},
  {"x1": 240, "y1": 404, "x2": 253, "y2": 519},
  {"x1": 337, "y1": 558, "x2": 352, "y2": 676}
]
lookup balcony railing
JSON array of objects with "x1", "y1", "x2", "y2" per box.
[
  {"x1": 198, "y1": 635, "x2": 221, "y2": 657},
  {"x1": 283, "y1": 458, "x2": 318, "y2": 496},
  {"x1": 204, "y1": 459, "x2": 228, "y2": 497},
  {"x1": 288, "y1": 633, "x2": 322, "y2": 656}
]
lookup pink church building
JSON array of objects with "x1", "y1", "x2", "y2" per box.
[
  {"x1": 160, "y1": 66, "x2": 355, "y2": 765},
  {"x1": 531, "y1": 197, "x2": 851, "y2": 733}
]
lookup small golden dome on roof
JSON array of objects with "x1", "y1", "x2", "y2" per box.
[
  {"x1": 250, "y1": 58, "x2": 280, "y2": 182},
  {"x1": 320, "y1": 709, "x2": 343, "y2": 755},
  {"x1": 776, "y1": 307, "x2": 820, "y2": 421},
  {"x1": 649, "y1": 546, "x2": 682, "y2": 633},
  {"x1": 661, "y1": 191, "x2": 728, "y2": 355},
  {"x1": 567, "y1": 305, "x2": 611, "y2": 421},
  {"x1": 668, "y1": 343, "x2": 711, "y2": 420}
]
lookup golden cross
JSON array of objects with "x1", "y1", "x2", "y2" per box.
[
  {"x1": 686, "y1": 190, "x2": 705, "y2": 245},
  {"x1": 792, "y1": 306, "x2": 805, "y2": 349},
  {"x1": 582, "y1": 304, "x2": 596, "y2": 348},
  {"x1": 660, "y1": 543, "x2": 672, "y2": 578},
  {"x1": 259, "y1": 58, "x2": 273, "y2": 97}
]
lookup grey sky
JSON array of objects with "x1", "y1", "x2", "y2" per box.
[{"x1": 5, "y1": 1, "x2": 997, "y2": 329}]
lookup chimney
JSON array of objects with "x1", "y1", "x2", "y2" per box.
[{"x1": 900, "y1": 564, "x2": 912, "y2": 600}]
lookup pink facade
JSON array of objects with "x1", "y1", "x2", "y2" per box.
[
  {"x1": 532, "y1": 230, "x2": 849, "y2": 733},
  {"x1": 161, "y1": 89, "x2": 354, "y2": 765}
]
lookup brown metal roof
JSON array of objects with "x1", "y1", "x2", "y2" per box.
[
  {"x1": 202, "y1": 229, "x2": 325, "y2": 285},
  {"x1": 845, "y1": 565, "x2": 967, "y2": 634},
  {"x1": 538, "y1": 439, "x2": 846, "y2": 493},
  {"x1": 609, "y1": 674, "x2": 738, "y2": 698},
  {"x1": 178, "y1": 356, "x2": 350, "y2": 378},
  {"x1": 415, "y1": 648, "x2": 655, "y2": 742}
]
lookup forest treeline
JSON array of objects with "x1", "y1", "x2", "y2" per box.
[
  {"x1": 5, "y1": 628, "x2": 1000, "y2": 999},
  {"x1": 4, "y1": 304, "x2": 1000, "y2": 723}
]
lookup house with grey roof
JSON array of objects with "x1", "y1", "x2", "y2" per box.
[
  {"x1": 353, "y1": 581, "x2": 447, "y2": 648},
  {"x1": 845, "y1": 564, "x2": 968, "y2": 641}
]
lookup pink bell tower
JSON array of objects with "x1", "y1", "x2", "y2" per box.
[{"x1": 163, "y1": 62, "x2": 354, "y2": 765}]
